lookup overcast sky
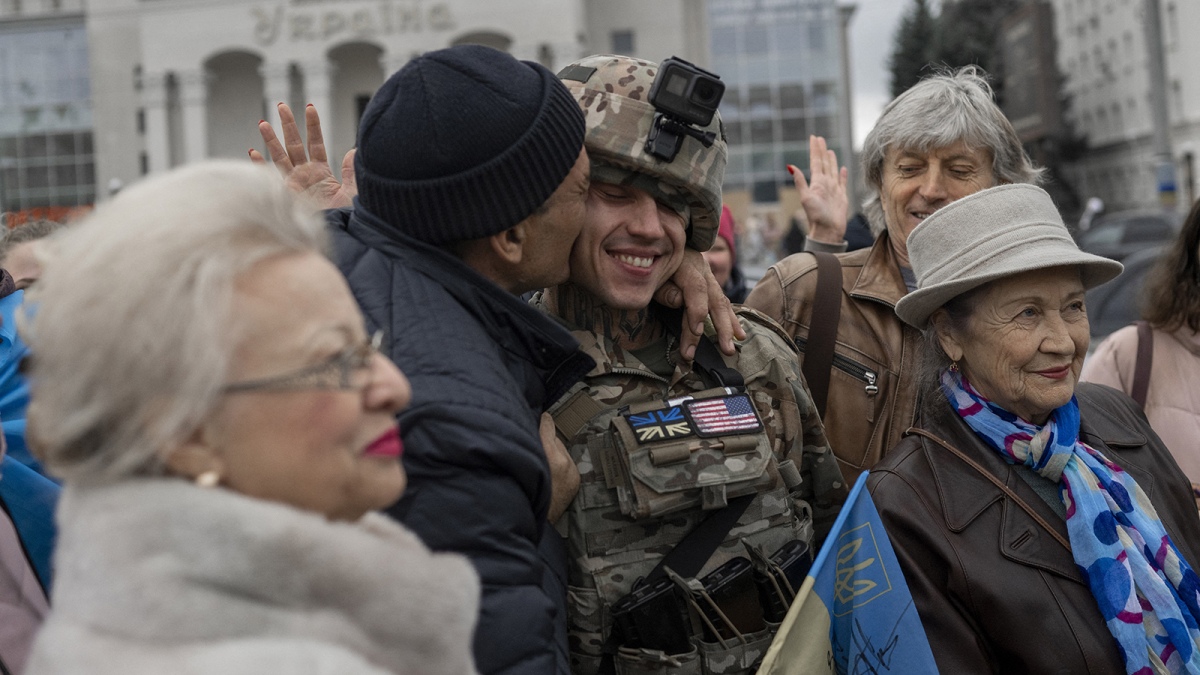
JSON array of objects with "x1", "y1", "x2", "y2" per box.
[{"x1": 847, "y1": 0, "x2": 907, "y2": 149}]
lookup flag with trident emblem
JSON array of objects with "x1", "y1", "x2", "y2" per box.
[{"x1": 756, "y1": 472, "x2": 938, "y2": 674}]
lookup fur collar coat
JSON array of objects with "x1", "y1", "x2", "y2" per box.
[{"x1": 26, "y1": 479, "x2": 480, "y2": 675}]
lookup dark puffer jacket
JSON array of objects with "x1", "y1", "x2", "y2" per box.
[{"x1": 328, "y1": 206, "x2": 594, "y2": 675}]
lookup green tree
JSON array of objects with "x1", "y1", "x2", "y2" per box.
[
  {"x1": 889, "y1": 0, "x2": 938, "y2": 97},
  {"x1": 931, "y1": 0, "x2": 1021, "y2": 103}
]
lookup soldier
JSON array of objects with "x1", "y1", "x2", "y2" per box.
[{"x1": 538, "y1": 55, "x2": 847, "y2": 675}]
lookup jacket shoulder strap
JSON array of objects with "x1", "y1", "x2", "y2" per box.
[
  {"x1": 1131, "y1": 321, "x2": 1154, "y2": 410},
  {"x1": 802, "y1": 252, "x2": 843, "y2": 417},
  {"x1": 550, "y1": 383, "x2": 607, "y2": 441},
  {"x1": 905, "y1": 427, "x2": 1071, "y2": 552}
]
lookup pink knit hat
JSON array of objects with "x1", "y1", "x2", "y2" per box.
[{"x1": 717, "y1": 205, "x2": 736, "y2": 260}]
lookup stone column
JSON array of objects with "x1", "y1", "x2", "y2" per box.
[
  {"x1": 260, "y1": 61, "x2": 292, "y2": 115},
  {"x1": 178, "y1": 68, "x2": 210, "y2": 163},
  {"x1": 140, "y1": 71, "x2": 170, "y2": 174},
  {"x1": 300, "y1": 59, "x2": 333, "y2": 130}
]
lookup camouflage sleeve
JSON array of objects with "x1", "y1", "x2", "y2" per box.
[{"x1": 733, "y1": 308, "x2": 848, "y2": 544}]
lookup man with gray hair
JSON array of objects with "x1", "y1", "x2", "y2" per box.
[{"x1": 746, "y1": 66, "x2": 1043, "y2": 484}]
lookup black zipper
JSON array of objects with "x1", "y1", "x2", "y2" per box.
[{"x1": 793, "y1": 336, "x2": 879, "y2": 396}]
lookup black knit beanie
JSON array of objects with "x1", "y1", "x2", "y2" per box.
[{"x1": 355, "y1": 45, "x2": 586, "y2": 245}]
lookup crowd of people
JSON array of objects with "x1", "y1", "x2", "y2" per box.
[{"x1": 0, "y1": 43, "x2": 1198, "y2": 675}]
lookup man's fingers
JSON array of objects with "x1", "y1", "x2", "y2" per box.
[
  {"x1": 305, "y1": 104, "x2": 328, "y2": 165},
  {"x1": 653, "y1": 280, "x2": 684, "y2": 309},
  {"x1": 277, "y1": 103, "x2": 307, "y2": 167},
  {"x1": 258, "y1": 120, "x2": 292, "y2": 176},
  {"x1": 707, "y1": 279, "x2": 742, "y2": 355}
]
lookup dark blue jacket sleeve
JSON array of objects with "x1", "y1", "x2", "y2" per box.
[{"x1": 388, "y1": 406, "x2": 563, "y2": 675}]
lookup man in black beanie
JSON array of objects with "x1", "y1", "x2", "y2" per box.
[
  {"x1": 253, "y1": 45, "x2": 744, "y2": 675},
  {"x1": 330, "y1": 45, "x2": 591, "y2": 675}
]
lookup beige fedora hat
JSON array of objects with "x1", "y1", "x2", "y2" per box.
[{"x1": 894, "y1": 183, "x2": 1123, "y2": 329}]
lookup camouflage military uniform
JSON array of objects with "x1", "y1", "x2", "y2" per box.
[
  {"x1": 548, "y1": 53, "x2": 846, "y2": 675},
  {"x1": 540, "y1": 300, "x2": 845, "y2": 675}
]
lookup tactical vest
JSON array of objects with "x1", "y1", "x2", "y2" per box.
[{"x1": 553, "y1": 318, "x2": 818, "y2": 675}]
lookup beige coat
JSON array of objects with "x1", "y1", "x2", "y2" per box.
[{"x1": 1082, "y1": 323, "x2": 1200, "y2": 483}]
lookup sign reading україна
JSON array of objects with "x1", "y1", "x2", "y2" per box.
[{"x1": 252, "y1": 1, "x2": 457, "y2": 46}]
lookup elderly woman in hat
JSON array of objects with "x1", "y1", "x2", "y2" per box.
[
  {"x1": 22, "y1": 162, "x2": 479, "y2": 675},
  {"x1": 867, "y1": 184, "x2": 1200, "y2": 673}
]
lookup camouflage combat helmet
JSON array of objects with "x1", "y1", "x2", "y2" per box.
[{"x1": 558, "y1": 54, "x2": 728, "y2": 251}]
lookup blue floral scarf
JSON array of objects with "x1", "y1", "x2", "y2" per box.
[{"x1": 942, "y1": 369, "x2": 1200, "y2": 674}]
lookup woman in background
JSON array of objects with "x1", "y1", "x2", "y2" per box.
[
  {"x1": 704, "y1": 205, "x2": 749, "y2": 303},
  {"x1": 1083, "y1": 198, "x2": 1200, "y2": 487}
]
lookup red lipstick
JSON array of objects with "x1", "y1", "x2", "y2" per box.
[
  {"x1": 363, "y1": 427, "x2": 403, "y2": 458},
  {"x1": 1036, "y1": 366, "x2": 1071, "y2": 380}
]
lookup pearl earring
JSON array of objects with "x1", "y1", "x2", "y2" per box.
[{"x1": 195, "y1": 470, "x2": 220, "y2": 488}]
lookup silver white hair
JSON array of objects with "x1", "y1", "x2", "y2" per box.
[
  {"x1": 23, "y1": 161, "x2": 328, "y2": 483},
  {"x1": 860, "y1": 66, "x2": 1044, "y2": 235}
]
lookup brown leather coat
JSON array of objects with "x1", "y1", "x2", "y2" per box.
[
  {"x1": 867, "y1": 383, "x2": 1200, "y2": 674},
  {"x1": 744, "y1": 234, "x2": 921, "y2": 484}
]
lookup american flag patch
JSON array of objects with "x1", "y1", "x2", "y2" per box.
[
  {"x1": 685, "y1": 394, "x2": 762, "y2": 437},
  {"x1": 626, "y1": 406, "x2": 695, "y2": 444}
]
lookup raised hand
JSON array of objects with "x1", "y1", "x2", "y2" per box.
[
  {"x1": 787, "y1": 135, "x2": 849, "y2": 245},
  {"x1": 249, "y1": 102, "x2": 357, "y2": 210}
]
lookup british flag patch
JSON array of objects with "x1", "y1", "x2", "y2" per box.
[
  {"x1": 626, "y1": 406, "x2": 694, "y2": 444},
  {"x1": 685, "y1": 394, "x2": 762, "y2": 437}
]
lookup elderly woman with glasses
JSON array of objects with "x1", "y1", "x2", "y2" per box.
[
  {"x1": 867, "y1": 184, "x2": 1200, "y2": 673},
  {"x1": 22, "y1": 162, "x2": 479, "y2": 675}
]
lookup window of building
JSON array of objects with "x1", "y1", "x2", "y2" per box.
[
  {"x1": 752, "y1": 179, "x2": 777, "y2": 203},
  {"x1": 0, "y1": 22, "x2": 95, "y2": 211},
  {"x1": 812, "y1": 115, "x2": 834, "y2": 138},
  {"x1": 781, "y1": 116, "x2": 807, "y2": 142},
  {"x1": 746, "y1": 85, "x2": 773, "y2": 117},
  {"x1": 806, "y1": 19, "x2": 826, "y2": 51},
  {"x1": 812, "y1": 82, "x2": 836, "y2": 111},
  {"x1": 750, "y1": 118, "x2": 775, "y2": 144},
  {"x1": 744, "y1": 25, "x2": 768, "y2": 55},
  {"x1": 611, "y1": 29, "x2": 634, "y2": 55},
  {"x1": 779, "y1": 84, "x2": 805, "y2": 111},
  {"x1": 712, "y1": 26, "x2": 737, "y2": 56}
]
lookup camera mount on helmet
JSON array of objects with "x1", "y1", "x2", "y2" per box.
[{"x1": 645, "y1": 57, "x2": 725, "y2": 163}]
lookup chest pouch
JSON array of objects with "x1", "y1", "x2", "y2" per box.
[{"x1": 602, "y1": 389, "x2": 778, "y2": 520}]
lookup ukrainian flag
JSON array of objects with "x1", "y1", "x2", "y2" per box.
[{"x1": 756, "y1": 472, "x2": 938, "y2": 674}]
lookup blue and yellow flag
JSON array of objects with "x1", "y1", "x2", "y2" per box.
[{"x1": 756, "y1": 472, "x2": 938, "y2": 674}]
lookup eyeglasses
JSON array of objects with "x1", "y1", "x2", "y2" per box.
[{"x1": 222, "y1": 330, "x2": 384, "y2": 393}]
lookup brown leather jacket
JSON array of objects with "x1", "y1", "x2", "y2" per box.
[
  {"x1": 868, "y1": 384, "x2": 1200, "y2": 674},
  {"x1": 744, "y1": 233, "x2": 921, "y2": 484}
]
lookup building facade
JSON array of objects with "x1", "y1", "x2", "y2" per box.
[
  {"x1": 3, "y1": 0, "x2": 710, "y2": 211},
  {"x1": 0, "y1": 0, "x2": 93, "y2": 214},
  {"x1": 707, "y1": 0, "x2": 855, "y2": 206},
  {"x1": 1052, "y1": 0, "x2": 1200, "y2": 209}
]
